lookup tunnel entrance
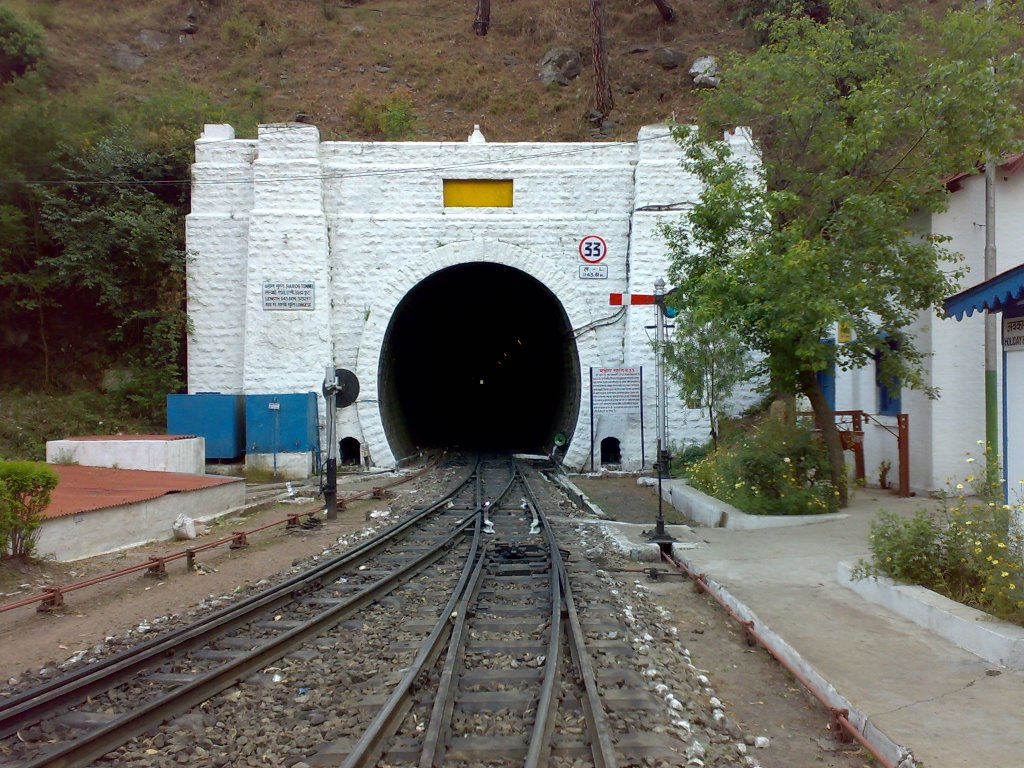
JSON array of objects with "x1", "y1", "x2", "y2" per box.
[{"x1": 378, "y1": 262, "x2": 581, "y2": 461}]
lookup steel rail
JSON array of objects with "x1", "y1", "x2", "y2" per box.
[
  {"x1": 524, "y1": 465, "x2": 563, "y2": 768},
  {"x1": 416, "y1": 546, "x2": 486, "y2": 768},
  {"x1": 524, "y1": 463, "x2": 618, "y2": 768},
  {"x1": 660, "y1": 550, "x2": 899, "y2": 768},
  {"x1": 17, "y1": 513, "x2": 480, "y2": 768},
  {"x1": 0, "y1": 458, "x2": 479, "y2": 740},
  {"x1": 342, "y1": 518, "x2": 487, "y2": 768},
  {"x1": 0, "y1": 456, "x2": 443, "y2": 615}
]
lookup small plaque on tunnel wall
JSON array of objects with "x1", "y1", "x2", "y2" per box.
[{"x1": 262, "y1": 281, "x2": 315, "y2": 311}]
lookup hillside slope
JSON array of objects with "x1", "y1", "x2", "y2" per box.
[{"x1": 5, "y1": 0, "x2": 758, "y2": 141}]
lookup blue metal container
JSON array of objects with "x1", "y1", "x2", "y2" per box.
[
  {"x1": 245, "y1": 393, "x2": 319, "y2": 454},
  {"x1": 166, "y1": 393, "x2": 246, "y2": 460}
]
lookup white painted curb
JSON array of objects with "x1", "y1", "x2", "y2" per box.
[
  {"x1": 673, "y1": 550, "x2": 917, "y2": 768},
  {"x1": 838, "y1": 561, "x2": 1024, "y2": 670},
  {"x1": 643, "y1": 477, "x2": 847, "y2": 530}
]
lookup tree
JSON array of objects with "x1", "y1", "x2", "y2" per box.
[
  {"x1": 662, "y1": 0, "x2": 1024, "y2": 506},
  {"x1": 0, "y1": 461, "x2": 58, "y2": 559},
  {"x1": 664, "y1": 310, "x2": 752, "y2": 449},
  {"x1": 0, "y1": 7, "x2": 45, "y2": 85},
  {"x1": 37, "y1": 128, "x2": 190, "y2": 413}
]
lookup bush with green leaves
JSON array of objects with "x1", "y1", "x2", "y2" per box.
[
  {"x1": 853, "y1": 492, "x2": 1024, "y2": 627},
  {"x1": 687, "y1": 416, "x2": 839, "y2": 515},
  {"x1": 0, "y1": 7, "x2": 45, "y2": 84},
  {"x1": 0, "y1": 461, "x2": 58, "y2": 559},
  {"x1": 347, "y1": 91, "x2": 418, "y2": 139}
]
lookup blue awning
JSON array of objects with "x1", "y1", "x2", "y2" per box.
[{"x1": 944, "y1": 263, "x2": 1024, "y2": 320}]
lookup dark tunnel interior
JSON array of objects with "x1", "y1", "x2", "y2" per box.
[{"x1": 378, "y1": 263, "x2": 581, "y2": 461}]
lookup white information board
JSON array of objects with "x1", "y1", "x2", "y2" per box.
[
  {"x1": 1003, "y1": 315, "x2": 1024, "y2": 352},
  {"x1": 263, "y1": 281, "x2": 315, "y2": 311},
  {"x1": 591, "y1": 367, "x2": 642, "y2": 415}
]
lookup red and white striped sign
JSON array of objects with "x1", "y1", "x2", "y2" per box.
[{"x1": 609, "y1": 293, "x2": 657, "y2": 306}]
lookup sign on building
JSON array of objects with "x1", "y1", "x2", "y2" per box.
[
  {"x1": 1004, "y1": 315, "x2": 1024, "y2": 352},
  {"x1": 591, "y1": 367, "x2": 642, "y2": 415},
  {"x1": 263, "y1": 281, "x2": 315, "y2": 311}
]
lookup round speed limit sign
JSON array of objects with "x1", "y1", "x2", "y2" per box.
[{"x1": 578, "y1": 235, "x2": 607, "y2": 264}]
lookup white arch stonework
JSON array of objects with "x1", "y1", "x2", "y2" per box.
[
  {"x1": 186, "y1": 122, "x2": 760, "y2": 472},
  {"x1": 348, "y1": 238, "x2": 601, "y2": 468}
]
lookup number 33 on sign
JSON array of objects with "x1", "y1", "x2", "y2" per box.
[{"x1": 578, "y1": 235, "x2": 607, "y2": 264}]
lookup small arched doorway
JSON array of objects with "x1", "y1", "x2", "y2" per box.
[
  {"x1": 600, "y1": 436, "x2": 622, "y2": 467},
  {"x1": 340, "y1": 436, "x2": 361, "y2": 465}
]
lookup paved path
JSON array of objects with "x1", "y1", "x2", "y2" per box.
[{"x1": 572, "y1": 478, "x2": 1024, "y2": 768}]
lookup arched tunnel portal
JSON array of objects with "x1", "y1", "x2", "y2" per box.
[{"x1": 378, "y1": 263, "x2": 582, "y2": 461}]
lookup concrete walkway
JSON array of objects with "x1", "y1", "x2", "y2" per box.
[{"x1": 609, "y1": 484, "x2": 1024, "y2": 768}]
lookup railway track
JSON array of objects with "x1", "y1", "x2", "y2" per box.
[{"x1": 0, "y1": 455, "x2": 739, "y2": 767}]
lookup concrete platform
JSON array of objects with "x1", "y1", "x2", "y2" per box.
[
  {"x1": 37, "y1": 465, "x2": 245, "y2": 562},
  {"x1": 576, "y1": 479, "x2": 1024, "y2": 768}
]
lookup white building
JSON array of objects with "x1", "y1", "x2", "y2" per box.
[
  {"x1": 834, "y1": 156, "x2": 1024, "y2": 494},
  {"x1": 185, "y1": 123, "x2": 759, "y2": 473}
]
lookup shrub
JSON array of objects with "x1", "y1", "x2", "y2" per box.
[
  {"x1": 0, "y1": 460, "x2": 58, "y2": 559},
  {"x1": 687, "y1": 416, "x2": 839, "y2": 515},
  {"x1": 347, "y1": 91, "x2": 417, "y2": 139},
  {"x1": 0, "y1": 7, "x2": 45, "y2": 84},
  {"x1": 853, "y1": 491, "x2": 1024, "y2": 626},
  {"x1": 672, "y1": 442, "x2": 711, "y2": 474}
]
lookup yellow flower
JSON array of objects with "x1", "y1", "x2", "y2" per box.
[
  {"x1": 1002, "y1": 571, "x2": 1010, "y2": 578},
  {"x1": 993, "y1": 559, "x2": 1000, "y2": 566},
  {"x1": 998, "y1": 542, "x2": 1007, "y2": 549},
  {"x1": 956, "y1": 483, "x2": 964, "y2": 490},
  {"x1": 1010, "y1": 584, "x2": 1017, "y2": 590},
  {"x1": 966, "y1": 457, "x2": 975, "y2": 464}
]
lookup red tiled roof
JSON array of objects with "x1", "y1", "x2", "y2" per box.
[
  {"x1": 944, "y1": 153, "x2": 1024, "y2": 192},
  {"x1": 44, "y1": 465, "x2": 240, "y2": 520}
]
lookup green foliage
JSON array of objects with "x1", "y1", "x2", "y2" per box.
[
  {"x1": 668, "y1": 1, "x2": 1023, "y2": 398},
  {"x1": 347, "y1": 91, "x2": 418, "y2": 139},
  {"x1": 35, "y1": 128, "x2": 189, "y2": 405},
  {"x1": 221, "y1": 11, "x2": 267, "y2": 52},
  {"x1": 726, "y1": 0, "x2": 831, "y2": 34},
  {"x1": 688, "y1": 417, "x2": 840, "y2": 515},
  {"x1": 853, "y1": 492, "x2": 1024, "y2": 626},
  {"x1": 0, "y1": 6, "x2": 45, "y2": 84},
  {"x1": 0, "y1": 389, "x2": 162, "y2": 462},
  {"x1": 664, "y1": 309, "x2": 754, "y2": 447},
  {"x1": 0, "y1": 81, "x2": 246, "y2": 404},
  {"x1": 0, "y1": 460, "x2": 58, "y2": 559},
  {"x1": 664, "y1": 0, "x2": 1024, "y2": 501},
  {"x1": 671, "y1": 442, "x2": 712, "y2": 474}
]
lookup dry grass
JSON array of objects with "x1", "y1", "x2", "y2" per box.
[
  {"x1": 9, "y1": 0, "x2": 953, "y2": 141},
  {"x1": 9, "y1": 0, "x2": 756, "y2": 141}
]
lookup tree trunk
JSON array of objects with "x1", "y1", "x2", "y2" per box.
[
  {"x1": 590, "y1": 0, "x2": 613, "y2": 115},
  {"x1": 473, "y1": 0, "x2": 490, "y2": 35},
  {"x1": 36, "y1": 297, "x2": 50, "y2": 390},
  {"x1": 650, "y1": 0, "x2": 676, "y2": 22},
  {"x1": 799, "y1": 369, "x2": 848, "y2": 508}
]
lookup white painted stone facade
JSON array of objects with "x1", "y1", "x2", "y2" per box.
[
  {"x1": 45, "y1": 437, "x2": 205, "y2": 474},
  {"x1": 834, "y1": 169, "x2": 1024, "y2": 493},
  {"x1": 187, "y1": 123, "x2": 760, "y2": 471}
]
